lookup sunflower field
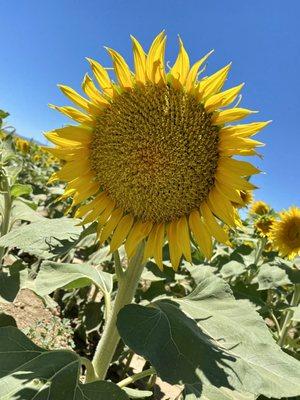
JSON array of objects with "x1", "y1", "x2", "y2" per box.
[{"x1": 0, "y1": 33, "x2": 300, "y2": 400}]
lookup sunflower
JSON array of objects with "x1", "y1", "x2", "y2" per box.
[
  {"x1": 255, "y1": 216, "x2": 275, "y2": 236},
  {"x1": 233, "y1": 190, "x2": 253, "y2": 209},
  {"x1": 46, "y1": 32, "x2": 269, "y2": 270},
  {"x1": 269, "y1": 207, "x2": 300, "y2": 259},
  {"x1": 250, "y1": 200, "x2": 270, "y2": 216}
]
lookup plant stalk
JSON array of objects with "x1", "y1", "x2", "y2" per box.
[
  {"x1": 278, "y1": 283, "x2": 300, "y2": 347},
  {"x1": 0, "y1": 176, "x2": 12, "y2": 266},
  {"x1": 92, "y1": 241, "x2": 146, "y2": 380},
  {"x1": 117, "y1": 367, "x2": 156, "y2": 388}
]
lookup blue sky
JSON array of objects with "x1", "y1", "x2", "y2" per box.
[{"x1": 0, "y1": 0, "x2": 299, "y2": 211}]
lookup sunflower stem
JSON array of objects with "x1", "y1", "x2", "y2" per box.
[
  {"x1": 0, "y1": 175, "x2": 12, "y2": 267},
  {"x1": 277, "y1": 283, "x2": 300, "y2": 347},
  {"x1": 92, "y1": 241, "x2": 146, "y2": 380},
  {"x1": 117, "y1": 367, "x2": 156, "y2": 388}
]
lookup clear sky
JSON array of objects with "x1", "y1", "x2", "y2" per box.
[{"x1": 1, "y1": 0, "x2": 299, "y2": 211}]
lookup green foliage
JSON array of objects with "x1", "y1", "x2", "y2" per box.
[{"x1": 0, "y1": 327, "x2": 128, "y2": 399}]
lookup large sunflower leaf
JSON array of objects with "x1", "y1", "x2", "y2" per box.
[
  {"x1": 251, "y1": 263, "x2": 291, "y2": 290},
  {"x1": 117, "y1": 269, "x2": 300, "y2": 398},
  {"x1": 35, "y1": 260, "x2": 113, "y2": 296},
  {"x1": 0, "y1": 326, "x2": 128, "y2": 400},
  {"x1": 0, "y1": 217, "x2": 83, "y2": 259},
  {"x1": 183, "y1": 384, "x2": 255, "y2": 400}
]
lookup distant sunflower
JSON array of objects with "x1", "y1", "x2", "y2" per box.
[
  {"x1": 255, "y1": 216, "x2": 275, "y2": 236},
  {"x1": 250, "y1": 200, "x2": 270, "y2": 216},
  {"x1": 269, "y1": 207, "x2": 300, "y2": 259},
  {"x1": 46, "y1": 32, "x2": 269, "y2": 270},
  {"x1": 234, "y1": 190, "x2": 253, "y2": 209}
]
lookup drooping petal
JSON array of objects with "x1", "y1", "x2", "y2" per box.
[
  {"x1": 99, "y1": 208, "x2": 124, "y2": 244},
  {"x1": 177, "y1": 216, "x2": 192, "y2": 262},
  {"x1": 219, "y1": 121, "x2": 271, "y2": 138},
  {"x1": 200, "y1": 202, "x2": 230, "y2": 244},
  {"x1": 125, "y1": 220, "x2": 153, "y2": 259},
  {"x1": 218, "y1": 157, "x2": 260, "y2": 176},
  {"x1": 110, "y1": 214, "x2": 134, "y2": 252},
  {"x1": 207, "y1": 188, "x2": 236, "y2": 227},
  {"x1": 167, "y1": 220, "x2": 182, "y2": 270},
  {"x1": 153, "y1": 223, "x2": 165, "y2": 270},
  {"x1": 188, "y1": 210, "x2": 212, "y2": 259},
  {"x1": 45, "y1": 125, "x2": 93, "y2": 147}
]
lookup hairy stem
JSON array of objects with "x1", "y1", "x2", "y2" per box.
[
  {"x1": 0, "y1": 177, "x2": 12, "y2": 266},
  {"x1": 278, "y1": 284, "x2": 300, "y2": 347},
  {"x1": 117, "y1": 367, "x2": 156, "y2": 388},
  {"x1": 92, "y1": 242, "x2": 145, "y2": 380}
]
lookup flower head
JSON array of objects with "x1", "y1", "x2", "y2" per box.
[
  {"x1": 255, "y1": 216, "x2": 275, "y2": 236},
  {"x1": 269, "y1": 207, "x2": 300, "y2": 259},
  {"x1": 250, "y1": 200, "x2": 270, "y2": 216},
  {"x1": 46, "y1": 33, "x2": 269, "y2": 270}
]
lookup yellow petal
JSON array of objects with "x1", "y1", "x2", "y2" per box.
[
  {"x1": 55, "y1": 159, "x2": 90, "y2": 182},
  {"x1": 200, "y1": 202, "x2": 230, "y2": 244},
  {"x1": 146, "y1": 31, "x2": 167, "y2": 84},
  {"x1": 167, "y1": 220, "x2": 182, "y2": 271},
  {"x1": 75, "y1": 192, "x2": 110, "y2": 218},
  {"x1": 86, "y1": 57, "x2": 114, "y2": 97},
  {"x1": 153, "y1": 223, "x2": 165, "y2": 270},
  {"x1": 45, "y1": 125, "x2": 92, "y2": 147},
  {"x1": 218, "y1": 157, "x2": 260, "y2": 176},
  {"x1": 82, "y1": 74, "x2": 110, "y2": 108},
  {"x1": 177, "y1": 216, "x2": 192, "y2": 262},
  {"x1": 143, "y1": 224, "x2": 158, "y2": 262},
  {"x1": 197, "y1": 64, "x2": 231, "y2": 99},
  {"x1": 58, "y1": 85, "x2": 91, "y2": 111},
  {"x1": 204, "y1": 83, "x2": 244, "y2": 113},
  {"x1": 185, "y1": 50, "x2": 214, "y2": 92},
  {"x1": 72, "y1": 181, "x2": 99, "y2": 205},
  {"x1": 131, "y1": 35, "x2": 147, "y2": 85},
  {"x1": 110, "y1": 214, "x2": 134, "y2": 252},
  {"x1": 106, "y1": 47, "x2": 133, "y2": 89},
  {"x1": 207, "y1": 188, "x2": 236, "y2": 227},
  {"x1": 216, "y1": 169, "x2": 256, "y2": 191},
  {"x1": 219, "y1": 121, "x2": 271, "y2": 138},
  {"x1": 99, "y1": 208, "x2": 123, "y2": 244},
  {"x1": 49, "y1": 105, "x2": 95, "y2": 127},
  {"x1": 98, "y1": 200, "x2": 115, "y2": 225},
  {"x1": 125, "y1": 221, "x2": 153, "y2": 259},
  {"x1": 170, "y1": 37, "x2": 190, "y2": 87},
  {"x1": 45, "y1": 146, "x2": 86, "y2": 161},
  {"x1": 215, "y1": 181, "x2": 243, "y2": 205},
  {"x1": 219, "y1": 135, "x2": 264, "y2": 152},
  {"x1": 212, "y1": 108, "x2": 255, "y2": 125},
  {"x1": 188, "y1": 210, "x2": 212, "y2": 259}
]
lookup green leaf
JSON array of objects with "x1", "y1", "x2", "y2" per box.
[
  {"x1": 10, "y1": 198, "x2": 44, "y2": 223},
  {"x1": 0, "y1": 326, "x2": 129, "y2": 399},
  {"x1": 117, "y1": 269, "x2": 300, "y2": 398},
  {"x1": 252, "y1": 263, "x2": 291, "y2": 290},
  {"x1": 0, "y1": 263, "x2": 27, "y2": 303},
  {"x1": 10, "y1": 183, "x2": 32, "y2": 198},
  {"x1": 0, "y1": 313, "x2": 17, "y2": 327},
  {"x1": 183, "y1": 384, "x2": 255, "y2": 399},
  {"x1": 220, "y1": 261, "x2": 247, "y2": 279},
  {"x1": 290, "y1": 304, "x2": 300, "y2": 322},
  {"x1": 35, "y1": 261, "x2": 113, "y2": 296},
  {"x1": 0, "y1": 217, "x2": 84, "y2": 259}
]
